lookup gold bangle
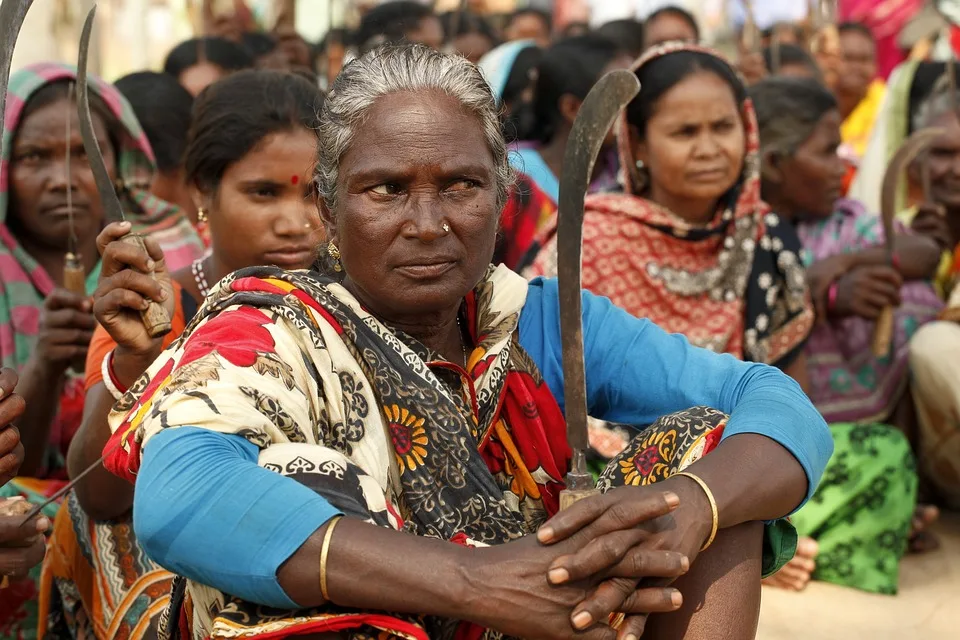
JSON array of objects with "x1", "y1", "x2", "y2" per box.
[
  {"x1": 674, "y1": 472, "x2": 719, "y2": 552},
  {"x1": 319, "y1": 516, "x2": 343, "y2": 601}
]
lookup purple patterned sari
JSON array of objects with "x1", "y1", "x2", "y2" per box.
[{"x1": 796, "y1": 199, "x2": 943, "y2": 423}]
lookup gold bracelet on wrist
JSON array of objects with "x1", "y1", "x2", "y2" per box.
[
  {"x1": 674, "y1": 472, "x2": 719, "y2": 552},
  {"x1": 319, "y1": 516, "x2": 343, "y2": 602}
]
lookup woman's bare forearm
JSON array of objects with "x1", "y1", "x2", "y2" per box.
[
  {"x1": 279, "y1": 518, "x2": 484, "y2": 617},
  {"x1": 67, "y1": 383, "x2": 133, "y2": 520},
  {"x1": 662, "y1": 433, "x2": 808, "y2": 529},
  {"x1": 16, "y1": 358, "x2": 65, "y2": 476},
  {"x1": 853, "y1": 235, "x2": 942, "y2": 279}
]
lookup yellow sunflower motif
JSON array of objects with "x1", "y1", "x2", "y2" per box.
[
  {"x1": 618, "y1": 429, "x2": 677, "y2": 486},
  {"x1": 384, "y1": 405, "x2": 429, "y2": 472}
]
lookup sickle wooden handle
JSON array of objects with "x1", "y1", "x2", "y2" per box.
[
  {"x1": 63, "y1": 253, "x2": 87, "y2": 296},
  {"x1": 120, "y1": 234, "x2": 172, "y2": 339},
  {"x1": 559, "y1": 487, "x2": 601, "y2": 511},
  {"x1": 872, "y1": 306, "x2": 895, "y2": 357}
]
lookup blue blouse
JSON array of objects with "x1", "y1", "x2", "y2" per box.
[{"x1": 134, "y1": 277, "x2": 832, "y2": 608}]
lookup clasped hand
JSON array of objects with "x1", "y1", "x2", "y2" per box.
[{"x1": 477, "y1": 484, "x2": 711, "y2": 640}]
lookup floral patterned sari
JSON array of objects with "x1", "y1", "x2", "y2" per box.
[{"x1": 101, "y1": 264, "x2": 779, "y2": 639}]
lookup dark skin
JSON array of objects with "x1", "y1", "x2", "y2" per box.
[
  {"x1": 8, "y1": 97, "x2": 113, "y2": 476},
  {"x1": 631, "y1": 71, "x2": 745, "y2": 226},
  {"x1": 0, "y1": 368, "x2": 48, "y2": 581},
  {"x1": 762, "y1": 109, "x2": 942, "y2": 322},
  {"x1": 291, "y1": 90, "x2": 808, "y2": 639},
  {"x1": 907, "y1": 110, "x2": 960, "y2": 253},
  {"x1": 537, "y1": 55, "x2": 633, "y2": 196},
  {"x1": 836, "y1": 29, "x2": 877, "y2": 121},
  {"x1": 68, "y1": 128, "x2": 323, "y2": 521}
]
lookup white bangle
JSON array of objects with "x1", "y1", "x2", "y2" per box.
[{"x1": 101, "y1": 350, "x2": 125, "y2": 401}]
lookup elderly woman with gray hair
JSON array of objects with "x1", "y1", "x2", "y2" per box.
[
  {"x1": 111, "y1": 45, "x2": 831, "y2": 640},
  {"x1": 751, "y1": 76, "x2": 943, "y2": 594}
]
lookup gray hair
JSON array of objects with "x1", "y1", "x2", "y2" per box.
[
  {"x1": 749, "y1": 77, "x2": 838, "y2": 179},
  {"x1": 913, "y1": 74, "x2": 960, "y2": 133},
  {"x1": 315, "y1": 44, "x2": 512, "y2": 213}
]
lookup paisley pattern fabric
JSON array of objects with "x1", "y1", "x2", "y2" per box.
[
  {"x1": 101, "y1": 265, "x2": 760, "y2": 639},
  {"x1": 526, "y1": 43, "x2": 813, "y2": 367}
]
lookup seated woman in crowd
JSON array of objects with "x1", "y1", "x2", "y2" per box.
[
  {"x1": 38, "y1": 70, "x2": 325, "y2": 639},
  {"x1": 513, "y1": 35, "x2": 631, "y2": 206},
  {"x1": 899, "y1": 79, "x2": 960, "y2": 510},
  {"x1": 0, "y1": 63, "x2": 203, "y2": 638},
  {"x1": 751, "y1": 76, "x2": 943, "y2": 593},
  {"x1": 849, "y1": 60, "x2": 955, "y2": 213},
  {"x1": 163, "y1": 36, "x2": 253, "y2": 97},
  {"x1": 107, "y1": 44, "x2": 831, "y2": 640},
  {"x1": 478, "y1": 40, "x2": 555, "y2": 270},
  {"x1": 113, "y1": 71, "x2": 199, "y2": 236}
]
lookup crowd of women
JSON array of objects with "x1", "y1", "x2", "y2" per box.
[{"x1": 0, "y1": 2, "x2": 955, "y2": 639}]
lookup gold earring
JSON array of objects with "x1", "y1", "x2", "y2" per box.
[
  {"x1": 197, "y1": 208, "x2": 208, "y2": 223},
  {"x1": 328, "y1": 241, "x2": 342, "y2": 272}
]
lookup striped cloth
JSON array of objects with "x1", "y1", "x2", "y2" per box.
[{"x1": 0, "y1": 63, "x2": 203, "y2": 640}]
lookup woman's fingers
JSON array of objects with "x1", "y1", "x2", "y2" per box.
[
  {"x1": 538, "y1": 490, "x2": 679, "y2": 545},
  {"x1": 94, "y1": 271, "x2": 167, "y2": 308},
  {"x1": 44, "y1": 288, "x2": 92, "y2": 313},
  {"x1": 42, "y1": 306, "x2": 97, "y2": 332},
  {"x1": 615, "y1": 614, "x2": 650, "y2": 640},
  {"x1": 571, "y1": 577, "x2": 637, "y2": 631},
  {"x1": 549, "y1": 529, "x2": 650, "y2": 583},
  {"x1": 93, "y1": 289, "x2": 155, "y2": 324},
  {"x1": 96, "y1": 221, "x2": 134, "y2": 259},
  {"x1": 0, "y1": 369, "x2": 18, "y2": 399},
  {"x1": 619, "y1": 586, "x2": 683, "y2": 613},
  {"x1": 99, "y1": 234, "x2": 158, "y2": 279},
  {"x1": 548, "y1": 532, "x2": 688, "y2": 584},
  {"x1": 0, "y1": 535, "x2": 46, "y2": 580}
]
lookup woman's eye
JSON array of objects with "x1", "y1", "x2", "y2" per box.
[
  {"x1": 713, "y1": 121, "x2": 735, "y2": 133},
  {"x1": 370, "y1": 183, "x2": 400, "y2": 196},
  {"x1": 446, "y1": 179, "x2": 478, "y2": 193},
  {"x1": 16, "y1": 150, "x2": 45, "y2": 163}
]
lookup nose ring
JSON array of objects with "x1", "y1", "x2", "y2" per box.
[{"x1": 442, "y1": 223, "x2": 451, "y2": 233}]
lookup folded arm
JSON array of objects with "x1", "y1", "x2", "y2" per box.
[{"x1": 520, "y1": 278, "x2": 834, "y2": 523}]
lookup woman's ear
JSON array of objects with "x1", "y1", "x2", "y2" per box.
[
  {"x1": 761, "y1": 149, "x2": 785, "y2": 185},
  {"x1": 627, "y1": 124, "x2": 649, "y2": 168},
  {"x1": 190, "y1": 185, "x2": 211, "y2": 214},
  {"x1": 558, "y1": 94, "x2": 583, "y2": 128}
]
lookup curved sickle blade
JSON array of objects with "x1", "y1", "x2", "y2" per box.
[
  {"x1": 77, "y1": 5, "x2": 124, "y2": 223},
  {"x1": 0, "y1": 0, "x2": 34, "y2": 149},
  {"x1": 880, "y1": 127, "x2": 943, "y2": 257},
  {"x1": 557, "y1": 69, "x2": 639, "y2": 481}
]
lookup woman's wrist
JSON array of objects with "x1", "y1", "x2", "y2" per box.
[
  {"x1": 660, "y1": 475, "x2": 714, "y2": 547},
  {"x1": 112, "y1": 344, "x2": 161, "y2": 388}
]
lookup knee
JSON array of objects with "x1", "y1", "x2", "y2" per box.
[{"x1": 909, "y1": 321, "x2": 960, "y2": 370}]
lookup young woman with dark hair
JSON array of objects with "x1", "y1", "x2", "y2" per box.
[
  {"x1": 513, "y1": 35, "x2": 631, "y2": 205},
  {"x1": 39, "y1": 70, "x2": 325, "y2": 639},
  {"x1": 114, "y1": 71, "x2": 197, "y2": 228}
]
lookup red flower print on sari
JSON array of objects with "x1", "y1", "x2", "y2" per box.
[{"x1": 179, "y1": 306, "x2": 277, "y2": 369}]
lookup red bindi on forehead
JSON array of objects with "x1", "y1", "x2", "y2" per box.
[{"x1": 291, "y1": 175, "x2": 299, "y2": 185}]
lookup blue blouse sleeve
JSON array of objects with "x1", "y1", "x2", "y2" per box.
[
  {"x1": 134, "y1": 426, "x2": 342, "y2": 608},
  {"x1": 518, "y1": 277, "x2": 833, "y2": 504}
]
